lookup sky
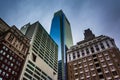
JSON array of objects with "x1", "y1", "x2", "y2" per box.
[{"x1": 0, "y1": 0, "x2": 120, "y2": 49}]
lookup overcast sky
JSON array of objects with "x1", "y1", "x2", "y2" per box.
[{"x1": 0, "y1": 0, "x2": 120, "y2": 49}]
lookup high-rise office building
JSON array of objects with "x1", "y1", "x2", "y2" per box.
[
  {"x1": 50, "y1": 10, "x2": 73, "y2": 80},
  {"x1": 0, "y1": 18, "x2": 30, "y2": 80},
  {"x1": 20, "y1": 21, "x2": 58, "y2": 80},
  {"x1": 67, "y1": 29, "x2": 120, "y2": 80}
]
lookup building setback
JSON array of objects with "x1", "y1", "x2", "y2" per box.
[
  {"x1": 0, "y1": 18, "x2": 30, "y2": 80},
  {"x1": 50, "y1": 10, "x2": 73, "y2": 80},
  {"x1": 20, "y1": 21, "x2": 58, "y2": 80},
  {"x1": 67, "y1": 29, "x2": 120, "y2": 80}
]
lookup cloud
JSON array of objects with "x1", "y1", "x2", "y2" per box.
[{"x1": 0, "y1": 0, "x2": 120, "y2": 48}]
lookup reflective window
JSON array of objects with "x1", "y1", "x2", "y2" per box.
[
  {"x1": 3, "y1": 52, "x2": 6, "y2": 55},
  {"x1": 0, "y1": 50, "x2": 3, "y2": 53},
  {"x1": 7, "y1": 54, "x2": 10, "y2": 58},
  {"x1": 0, "y1": 69, "x2": 2, "y2": 74},
  {"x1": 11, "y1": 63, "x2": 13, "y2": 67},
  {"x1": 0, "y1": 56, "x2": 3, "y2": 60},
  {"x1": 9, "y1": 68, "x2": 11, "y2": 72},
  {"x1": 2, "y1": 71, "x2": 5, "y2": 76},
  {"x1": 10, "y1": 57, "x2": 12, "y2": 60}
]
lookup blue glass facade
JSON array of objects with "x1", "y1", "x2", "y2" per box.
[{"x1": 50, "y1": 10, "x2": 73, "y2": 80}]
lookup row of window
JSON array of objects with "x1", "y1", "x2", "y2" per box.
[
  {"x1": 73, "y1": 70, "x2": 119, "y2": 79},
  {"x1": 0, "y1": 49, "x2": 21, "y2": 66},
  {"x1": 68, "y1": 40, "x2": 113, "y2": 61},
  {"x1": 24, "y1": 60, "x2": 52, "y2": 80},
  {"x1": 0, "y1": 69, "x2": 9, "y2": 77}
]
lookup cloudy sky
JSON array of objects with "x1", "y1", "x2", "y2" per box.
[{"x1": 0, "y1": 0, "x2": 120, "y2": 48}]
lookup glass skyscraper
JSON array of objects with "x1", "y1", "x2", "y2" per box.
[{"x1": 50, "y1": 10, "x2": 73, "y2": 80}]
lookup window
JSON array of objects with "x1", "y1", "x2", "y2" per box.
[
  {"x1": 0, "y1": 50, "x2": 3, "y2": 54},
  {"x1": 13, "y1": 59, "x2": 15, "y2": 62},
  {"x1": 95, "y1": 44, "x2": 99, "y2": 51},
  {"x1": 5, "y1": 66, "x2": 8, "y2": 70},
  {"x1": 101, "y1": 62, "x2": 106, "y2": 66},
  {"x1": 80, "y1": 73, "x2": 84, "y2": 77},
  {"x1": 3, "y1": 52, "x2": 6, "y2": 55},
  {"x1": 94, "y1": 59, "x2": 98, "y2": 62},
  {"x1": 4, "y1": 59, "x2": 7, "y2": 63},
  {"x1": 95, "y1": 63, "x2": 100, "y2": 67},
  {"x1": 0, "y1": 69, "x2": 2, "y2": 74},
  {"x1": 11, "y1": 63, "x2": 13, "y2": 67},
  {"x1": 69, "y1": 54, "x2": 71, "y2": 61},
  {"x1": 91, "y1": 70, "x2": 96, "y2": 75},
  {"x1": 105, "y1": 55, "x2": 110, "y2": 60},
  {"x1": 91, "y1": 47, "x2": 94, "y2": 53},
  {"x1": 88, "y1": 56, "x2": 92, "y2": 61},
  {"x1": 22, "y1": 45, "x2": 26, "y2": 53},
  {"x1": 1, "y1": 64, "x2": 5, "y2": 68},
  {"x1": 32, "y1": 53, "x2": 36, "y2": 62},
  {"x1": 92, "y1": 54, "x2": 96, "y2": 57},
  {"x1": 98, "y1": 54, "x2": 102, "y2": 57},
  {"x1": 85, "y1": 67, "x2": 89, "y2": 71},
  {"x1": 99, "y1": 74, "x2": 104, "y2": 79},
  {"x1": 0, "y1": 56, "x2": 3, "y2": 60},
  {"x1": 73, "y1": 53, "x2": 76, "y2": 59},
  {"x1": 90, "y1": 65, "x2": 94, "y2": 70},
  {"x1": 106, "y1": 72, "x2": 111, "y2": 77},
  {"x1": 3, "y1": 46, "x2": 6, "y2": 49},
  {"x1": 83, "y1": 58, "x2": 86, "y2": 62},
  {"x1": 6, "y1": 74, "x2": 9, "y2": 77},
  {"x1": 106, "y1": 41, "x2": 110, "y2": 48},
  {"x1": 100, "y1": 57, "x2": 104, "y2": 61},
  {"x1": 92, "y1": 76, "x2": 97, "y2": 80},
  {"x1": 7, "y1": 54, "x2": 10, "y2": 58},
  {"x1": 112, "y1": 71, "x2": 118, "y2": 76},
  {"x1": 12, "y1": 71, "x2": 15, "y2": 74},
  {"x1": 108, "y1": 60, "x2": 112, "y2": 64},
  {"x1": 9, "y1": 68, "x2": 11, "y2": 72},
  {"x1": 103, "y1": 67, "x2": 108, "y2": 72},
  {"x1": 97, "y1": 68, "x2": 102, "y2": 73},
  {"x1": 10, "y1": 57, "x2": 12, "y2": 60},
  {"x1": 2, "y1": 71, "x2": 5, "y2": 76},
  {"x1": 86, "y1": 72, "x2": 90, "y2": 76},
  {"x1": 8, "y1": 33, "x2": 14, "y2": 42},
  {"x1": 77, "y1": 51, "x2": 80, "y2": 58},
  {"x1": 81, "y1": 50, "x2": 85, "y2": 56},
  {"x1": 86, "y1": 48, "x2": 89, "y2": 54},
  {"x1": 100, "y1": 42, "x2": 105, "y2": 49}
]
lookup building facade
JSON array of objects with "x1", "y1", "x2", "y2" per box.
[
  {"x1": 67, "y1": 29, "x2": 120, "y2": 80},
  {"x1": 50, "y1": 10, "x2": 73, "y2": 80},
  {"x1": 20, "y1": 21, "x2": 58, "y2": 80},
  {"x1": 0, "y1": 18, "x2": 30, "y2": 80}
]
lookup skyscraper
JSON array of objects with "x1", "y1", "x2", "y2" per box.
[
  {"x1": 0, "y1": 18, "x2": 30, "y2": 80},
  {"x1": 20, "y1": 21, "x2": 58, "y2": 80},
  {"x1": 50, "y1": 10, "x2": 73, "y2": 80},
  {"x1": 67, "y1": 29, "x2": 120, "y2": 80}
]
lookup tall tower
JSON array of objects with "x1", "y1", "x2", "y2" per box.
[
  {"x1": 67, "y1": 29, "x2": 120, "y2": 80},
  {"x1": 20, "y1": 21, "x2": 58, "y2": 80},
  {"x1": 50, "y1": 10, "x2": 73, "y2": 80}
]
